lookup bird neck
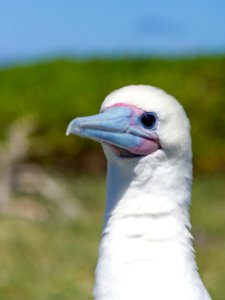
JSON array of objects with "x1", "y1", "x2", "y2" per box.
[
  {"x1": 94, "y1": 151, "x2": 203, "y2": 300},
  {"x1": 104, "y1": 151, "x2": 192, "y2": 229}
]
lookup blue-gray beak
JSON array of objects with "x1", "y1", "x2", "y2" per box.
[{"x1": 66, "y1": 106, "x2": 147, "y2": 151}]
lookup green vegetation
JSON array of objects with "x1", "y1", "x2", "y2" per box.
[
  {"x1": 0, "y1": 57, "x2": 224, "y2": 299},
  {"x1": 0, "y1": 175, "x2": 224, "y2": 300},
  {"x1": 0, "y1": 57, "x2": 225, "y2": 173}
]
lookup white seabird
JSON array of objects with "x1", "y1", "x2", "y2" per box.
[{"x1": 67, "y1": 85, "x2": 211, "y2": 300}]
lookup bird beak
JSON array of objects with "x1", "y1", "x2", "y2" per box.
[{"x1": 66, "y1": 106, "x2": 153, "y2": 153}]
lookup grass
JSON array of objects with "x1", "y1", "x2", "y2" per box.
[
  {"x1": 0, "y1": 174, "x2": 224, "y2": 300},
  {"x1": 192, "y1": 175, "x2": 225, "y2": 298}
]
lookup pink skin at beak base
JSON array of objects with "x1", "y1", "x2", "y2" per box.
[{"x1": 103, "y1": 103, "x2": 161, "y2": 156}]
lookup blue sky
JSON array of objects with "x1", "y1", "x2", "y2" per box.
[{"x1": 0, "y1": 0, "x2": 225, "y2": 63}]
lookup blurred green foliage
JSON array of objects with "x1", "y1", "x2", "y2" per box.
[
  {"x1": 0, "y1": 57, "x2": 225, "y2": 173},
  {"x1": 0, "y1": 58, "x2": 224, "y2": 299},
  {"x1": 0, "y1": 175, "x2": 224, "y2": 300}
]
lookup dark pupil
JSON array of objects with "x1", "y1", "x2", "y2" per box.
[{"x1": 141, "y1": 113, "x2": 156, "y2": 128}]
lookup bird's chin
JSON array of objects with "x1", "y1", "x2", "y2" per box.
[{"x1": 110, "y1": 146, "x2": 144, "y2": 159}]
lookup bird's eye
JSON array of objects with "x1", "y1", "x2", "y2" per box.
[{"x1": 141, "y1": 112, "x2": 157, "y2": 129}]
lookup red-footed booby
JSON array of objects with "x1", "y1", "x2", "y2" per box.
[{"x1": 67, "y1": 85, "x2": 211, "y2": 300}]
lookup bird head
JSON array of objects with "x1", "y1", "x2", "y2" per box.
[{"x1": 67, "y1": 85, "x2": 191, "y2": 168}]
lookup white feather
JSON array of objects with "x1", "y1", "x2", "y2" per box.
[{"x1": 92, "y1": 85, "x2": 211, "y2": 300}]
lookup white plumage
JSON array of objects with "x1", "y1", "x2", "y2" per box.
[{"x1": 67, "y1": 85, "x2": 211, "y2": 300}]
